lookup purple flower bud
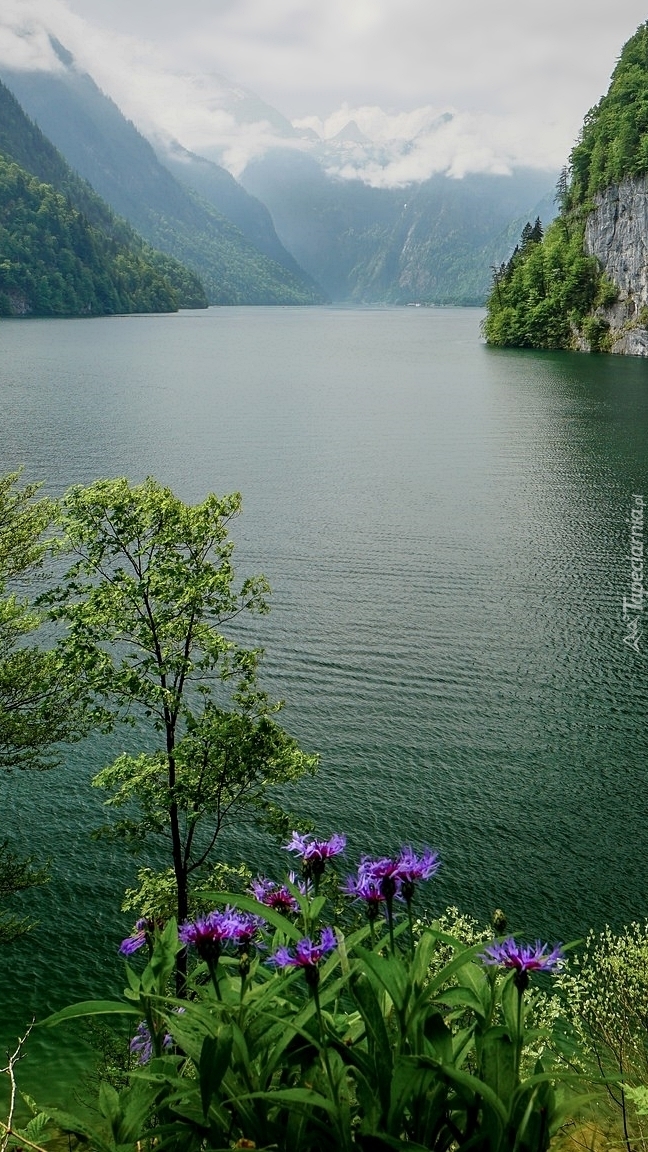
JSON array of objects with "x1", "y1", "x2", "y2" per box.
[
  {"x1": 130, "y1": 1021, "x2": 173, "y2": 1065},
  {"x1": 249, "y1": 877, "x2": 300, "y2": 915},
  {"x1": 119, "y1": 918, "x2": 153, "y2": 956}
]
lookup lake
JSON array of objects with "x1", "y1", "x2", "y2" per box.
[{"x1": 1, "y1": 305, "x2": 647, "y2": 1091}]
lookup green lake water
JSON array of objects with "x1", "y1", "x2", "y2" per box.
[{"x1": 0, "y1": 305, "x2": 646, "y2": 1096}]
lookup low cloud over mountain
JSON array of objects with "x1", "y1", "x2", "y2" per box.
[{"x1": 0, "y1": 0, "x2": 579, "y2": 185}]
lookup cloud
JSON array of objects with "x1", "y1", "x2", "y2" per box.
[
  {"x1": 295, "y1": 105, "x2": 563, "y2": 186},
  {"x1": 0, "y1": 0, "x2": 644, "y2": 185},
  {"x1": 75, "y1": 0, "x2": 647, "y2": 126},
  {"x1": 0, "y1": 0, "x2": 68, "y2": 71}
]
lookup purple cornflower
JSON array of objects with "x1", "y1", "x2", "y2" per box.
[
  {"x1": 268, "y1": 926, "x2": 337, "y2": 987},
  {"x1": 395, "y1": 847, "x2": 440, "y2": 904},
  {"x1": 396, "y1": 847, "x2": 440, "y2": 885},
  {"x1": 359, "y1": 847, "x2": 440, "y2": 903},
  {"x1": 270, "y1": 926, "x2": 337, "y2": 968},
  {"x1": 119, "y1": 918, "x2": 152, "y2": 956},
  {"x1": 358, "y1": 856, "x2": 403, "y2": 902},
  {"x1": 342, "y1": 872, "x2": 385, "y2": 922},
  {"x1": 179, "y1": 907, "x2": 265, "y2": 962},
  {"x1": 250, "y1": 877, "x2": 300, "y2": 915},
  {"x1": 284, "y1": 832, "x2": 346, "y2": 882},
  {"x1": 130, "y1": 1021, "x2": 172, "y2": 1065},
  {"x1": 180, "y1": 907, "x2": 242, "y2": 959},
  {"x1": 230, "y1": 910, "x2": 266, "y2": 946},
  {"x1": 480, "y1": 937, "x2": 565, "y2": 991}
]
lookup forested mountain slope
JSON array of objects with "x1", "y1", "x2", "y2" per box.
[
  {"x1": 0, "y1": 80, "x2": 201, "y2": 316},
  {"x1": 3, "y1": 48, "x2": 326, "y2": 305},
  {"x1": 483, "y1": 21, "x2": 648, "y2": 355}
]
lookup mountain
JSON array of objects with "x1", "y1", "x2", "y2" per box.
[
  {"x1": 483, "y1": 21, "x2": 648, "y2": 355},
  {"x1": 0, "y1": 79, "x2": 201, "y2": 317},
  {"x1": 2, "y1": 46, "x2": 326, "y2": 306},
  {"x1": 240, "y1": 149, "x2": 556, "y2": 305},
  {"x1": 155, "y1": 139, "x2": 319, "y2": 283}
]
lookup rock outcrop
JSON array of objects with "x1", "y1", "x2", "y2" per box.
[{"x1": 584, "y1": 178, "x2": 648, "y2": 355}]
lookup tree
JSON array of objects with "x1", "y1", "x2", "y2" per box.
[
  {"x1": 0, "y1": 470, "x2": 80, "y2": 936},
  {"x1": 46, "y1": 477, "x2": 317, "y2": 982}
]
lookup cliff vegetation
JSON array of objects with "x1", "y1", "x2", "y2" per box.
[{"x1": 484, "y1": 22, "x2": 648, "y2": 351}]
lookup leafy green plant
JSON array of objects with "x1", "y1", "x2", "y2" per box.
[{"x1": 38, "y1": 841, "x2": 582, "y2": 1152}]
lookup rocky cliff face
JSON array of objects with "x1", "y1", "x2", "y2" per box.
[{"x1": 584, "y1": 178, "x2": 648, "y2": 355}]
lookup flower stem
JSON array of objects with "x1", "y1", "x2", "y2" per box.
[
  {"x1": 515, "y1": 983, "x2": 524, "y2": 1080},
  {"x1": 385, "y1": 894, "x2": 395, "y2": 954},
  {"x1": 406, "y1": 897, "x2": 415, "y2": 961},
  {"x1": 313, "y1": 985, "x2": 336, "y2": 1106},
  {"x1": 207, "y1": 957, "x2": 222, "y2": 1001}
]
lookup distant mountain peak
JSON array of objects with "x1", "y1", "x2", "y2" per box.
[{"x1": 329, "y1": 119, "x2": 371, "y2": 145}]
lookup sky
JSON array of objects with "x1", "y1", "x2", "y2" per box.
[{"x1": 1, "y1": 0, "x2": 647, "y2": 183}]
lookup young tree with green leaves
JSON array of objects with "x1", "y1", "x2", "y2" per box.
[{"x1": 46, "y1": 477, "x2": 317, "y2": 982}]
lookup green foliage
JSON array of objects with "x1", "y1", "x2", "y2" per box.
[
  {"x1": 45, "y1": 477, "x2": 318, "y2": 937},
  {"x1": 483, "y1": 20, "x2": 648, "y2": 351},
  {"x1": 0, "y1": 153, "x2": 184, "y2": 317},
  {"x1": 483, "y1": 218, "x2": 605, "y2": 349},
  {"x1": 0, "y1": 841, "x2": 48, "y2": 943},
  {"x1": 0, "y1": 78, "x2": 207, "y2": 312},
  {"x1": 150, "y1": 193, "x2": 326, "y2": 305},
  {"x1": 0, "y1": 71, "x2": 321, "y2": 306},
  {"x1": 568, "y1": 22, "x2": 648, "y2": 206},
  {"x1": 38, "y1": 891, "x2": 582, "y2": 1152},
  {"x1": 0, "y1": 471, "x2": 81, "y2": 769}
]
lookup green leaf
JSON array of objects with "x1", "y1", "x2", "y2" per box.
[
  {"x1": 423, "y1": 1013, "x2": 454, "y2": 1064},
  {"x1": 438, "y1": 1062, "x2": 509, "y2": 1127},
  {"x1": 41, "y1": 1000, "x2": 140, "y2": 1026},
  {"x1": 387, "y1": 1058, "x2": 443, "y2": 1134},
  {"x1": 435, "y1": 985, "x2": 487, "y2": 1017},
  {"x1": 19, "y1": 1112, "x2": 51, "y2": 1143},
  {"x1": 458, "y1": 960, "x2": 492, "y2": 1015},
  {"x1": 410, "y1": 928, "x2": 439, "y2": 986},
  {"x1": 309, "y1": 895, "x2": 327, "y2": 921},
  {"x1": 99, "y1": 1082, "x2": 122, "y2": 1134},
  {"x1": 481, "y1": 1033, "x2": 517, "y2": 1107},
  {"x1": 231, "y1": 1086, "x2": 338, "y2": 1115},
  {"x1": 45, "y1": 1108, "x2": 114, "y2": 1152},
  {"x1": 500, "y1": 972, "x2": 522, "y2": 1037},
  {"x1": 200, "y1": 1029, "x2": 233, "y2": 1117},
  {"x1": 355, "y1": 946, "x2": 408, "y2": 1012},
  {"x1": 351, "y1": 973, "x2": 393, "y2": 1116}
]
